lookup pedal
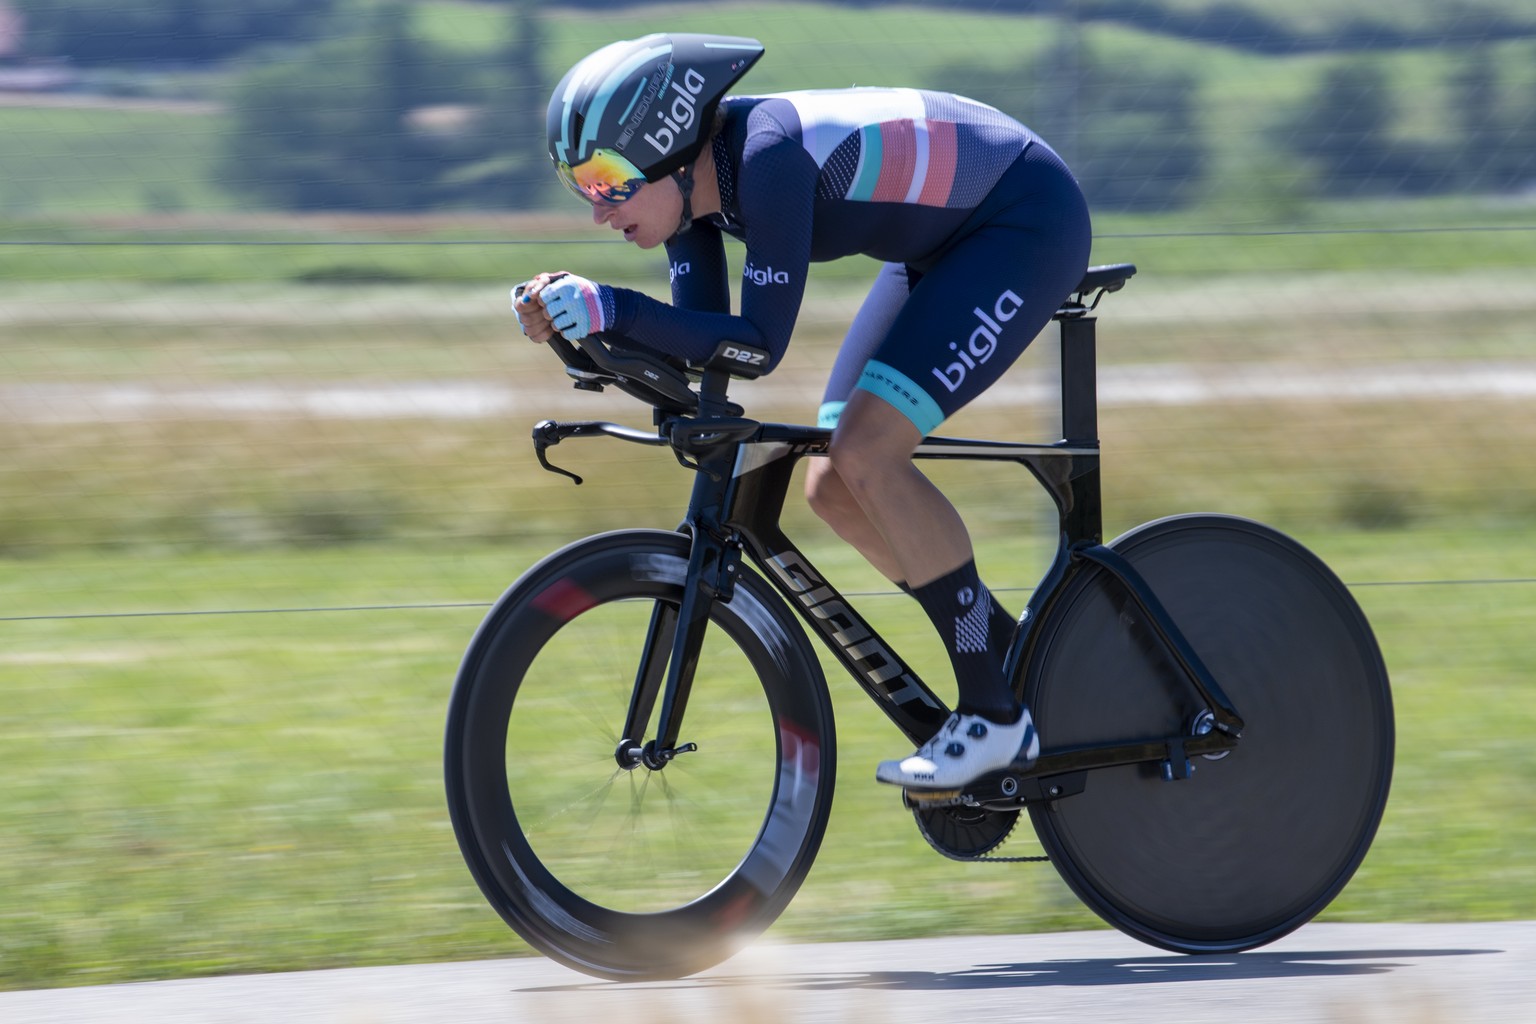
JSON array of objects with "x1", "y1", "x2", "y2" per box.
[
  {"x1": 901, "y1": 771, "x2": 1024, "y2": 811},
  {"x1": 901, "y1": 774, "x2": 1025, "y2": 810},
  {"x1": 903, "y1": 768, "x2": 1088, "y2": 812},
  {"x1": 901, "y1": 787, "x2": 964, "y2": 809}
]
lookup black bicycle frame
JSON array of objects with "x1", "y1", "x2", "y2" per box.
[{"x1": 543, "y1": 316, "x2": 1245, "y2": 790}]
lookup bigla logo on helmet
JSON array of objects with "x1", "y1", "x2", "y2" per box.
[
  {"x1": 931, "y1": 289, "x2": 1025, "y2": 393},
  {"x1": 644, "y1": 67, "x2": 706, "y2": 156}
]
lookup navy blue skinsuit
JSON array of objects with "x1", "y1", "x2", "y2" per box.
[{"x1": 602, "y1": 87, "x2": 1093, "y2": 434}]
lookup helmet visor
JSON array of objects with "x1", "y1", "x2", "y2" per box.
[{"x1": 555, "y1": 148, "x2": 647, "y2": 205}]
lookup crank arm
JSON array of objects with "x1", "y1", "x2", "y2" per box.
[{"x1": 902, "y1": 730, "x2": 1239, "y2": 810}]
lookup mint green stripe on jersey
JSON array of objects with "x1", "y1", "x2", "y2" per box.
[
  {"x1": 856, "y1": 360, "x2": 945, "y2": 436},
  {"x1": 817, "y1": 401, "x2": 846, "y2": 428},
  {"x1": 848, "y1": 125, "x2": 884, "y2": 201}
]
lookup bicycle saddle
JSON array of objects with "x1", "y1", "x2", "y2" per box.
[{"x1": 1076, "y1": 263, "x2": 1137, "y2": 295}]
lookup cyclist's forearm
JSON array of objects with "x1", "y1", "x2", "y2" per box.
[{"x1": 609, "y1": 286, "x2": 785, "y2": 367}]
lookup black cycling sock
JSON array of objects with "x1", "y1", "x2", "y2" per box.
[
  {"x1": 909, "y1": 561, "x2": 1020, "y2": 722},
  {"x1": 901, "y1": 579, "x2": 1014, "y2": 638}
]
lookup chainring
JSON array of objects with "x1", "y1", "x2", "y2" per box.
[{"x1": 912, "y1": 803, "x2": 1021, "y2": 861}]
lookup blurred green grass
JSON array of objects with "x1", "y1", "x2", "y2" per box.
[
  {"x1": 1, "y1": 526, "x2": 1533, "y2": 988},
  {"x1": 0, "y1": 93, "x2": 1531, "y2": 984},
  {"x1": 3, "y1": 258, "x2": 1535, "y2": 557},
  {"x1": 0, "y1": 106, "x2": 233, "y2": 217},
  {"x1": 4, "y1": 198, "x2": 1536, "y2": 284}
]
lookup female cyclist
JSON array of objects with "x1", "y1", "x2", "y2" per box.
[{"x1": 514, "y1": 33, "x2": 1092, "y2": 792}]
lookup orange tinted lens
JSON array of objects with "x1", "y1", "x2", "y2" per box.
[{"x1": 565, "y1": 149, "x2": 645, "y2": 204}]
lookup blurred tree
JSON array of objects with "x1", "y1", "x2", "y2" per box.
[
  {"x1": 15, "y1": 0, "x2": 336, "y2": 63},
  {"x1": 222, "y1": 2, "x2": 549, "y2": 211},
  {"x1": 1070, "y1": 63, "x2": 1207, "y2": 211},
  {"x1": 1449, "y1": 56, "x2": 1503, "y2": 191},
  {"x1": 933, "y1": 37, "x2": 1209, "y2": 212},
  {"x1": 1279, "y1": 58, "x2": 1517, "y2": 197},
  {"x1": 1512, "y1": 78, "x2": 1536, "y2": 191},
  {"x1": 222, "y1": 3, "x2": 433, "y2": 210},
  {"x1": 1448, "y1": 52, "x2": 1536, "y2": 193},
  {"x1": 443, "y1": 1, "x2": 550, "y2": 209},
  {"x1": 1284, "y1": 61, "x2": 1396, "y2": 196}
]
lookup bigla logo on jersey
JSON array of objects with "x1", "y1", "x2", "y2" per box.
[
  {"x1": 644, "y1": 67, "x2": 707, "y2": 157},
  {"x1": 744, "y1": 262, "x2": 790, "y2": 286},
  {"x1": 931, "y1": 289, "x2": 1025, "y2": 393}
]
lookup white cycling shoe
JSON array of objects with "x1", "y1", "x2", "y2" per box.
[{"x1": 876, "y1": 709, "x2": 1040, "y2": 791}]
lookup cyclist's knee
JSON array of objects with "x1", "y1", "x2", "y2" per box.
[
  {"x1": 804, "y1": 460, "x2": 859, "y2": 527},
  {"x1": 826, "y1": 397, "x2": 921, "y2": 488}
]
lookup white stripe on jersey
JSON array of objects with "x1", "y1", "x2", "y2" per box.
[{"x1": 759, "y1": 87, "x2": 928, "y2": 168}]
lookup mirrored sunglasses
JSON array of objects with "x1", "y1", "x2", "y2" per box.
[{"x1": 555, "y1": 148, "x2": 647, "y2": 205}]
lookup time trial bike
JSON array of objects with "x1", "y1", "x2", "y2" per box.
[{"x1": 443, "y1": 263, "x2": 1395, "y2": 980}]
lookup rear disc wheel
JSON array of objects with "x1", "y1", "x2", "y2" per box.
[{"x1": 1023, "y1": 515, "x2": 1393, "y2": 952}]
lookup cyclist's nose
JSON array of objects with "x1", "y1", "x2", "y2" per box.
[{"x1": 591, "y1": 203, "x2": 614, "y2": 226}]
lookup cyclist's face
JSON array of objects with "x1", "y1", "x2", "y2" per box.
[{"x1": 589, "y1": 177, "x2": 679, "y2": 250}]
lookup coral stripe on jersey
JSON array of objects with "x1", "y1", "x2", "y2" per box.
[
  {"x1": 915, "y1": 118, "x2": 958, "y2": 207},
  {"x1": 871, "y1": 119, "x2": 918, "y2": 203}
]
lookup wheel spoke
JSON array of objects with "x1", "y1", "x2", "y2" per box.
[{"x1": 444, "y1": 533, "x2": 835, "y2": 979}]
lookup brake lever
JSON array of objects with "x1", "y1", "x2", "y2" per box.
[{"x1": 531, "y1": 420, "x2": 583, "y2": 485}]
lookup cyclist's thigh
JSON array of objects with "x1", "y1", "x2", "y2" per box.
[
  {"x1": 858, "y1": 173, "x2": 1091, "y2": 434},
  {"x1": 819, "y1": 261, "x2": 914, "y2": 428}
]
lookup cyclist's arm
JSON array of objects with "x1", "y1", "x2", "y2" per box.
[
  {"x1": 666, "y1": 220, "x2": 731, "y2": 314},
  {"x1": 604, "y1": 129, "x2": 816, "y2": 371}
]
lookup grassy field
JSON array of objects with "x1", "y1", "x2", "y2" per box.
[
  {"x1": 1, "y1": 255, "x2": 1534, "y2": 987},
  {"x1": 1, "y1": 524, "x2": 1534, "y2": 989},
  {"x1": 2, "y1": 217, "x2": 1534, "y2": 554},
  {"x1": 0, "y1": 106, "x2": 233, "y2": 218},
  {"x1": 3, "y1": 192, "x2": 1535, "y2": 287},
  {"x1": 2, "y1": 0, "x2": 1534, "y2": 983},
  {"x1": 0, "y1": 265, "x2": 1534, "y2": 991}
]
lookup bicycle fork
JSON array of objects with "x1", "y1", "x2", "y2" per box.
[{"x1": 613, "y1": 451, "x2": 744, "y2": 772}]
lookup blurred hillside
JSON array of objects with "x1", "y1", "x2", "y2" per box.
[{"x1": 2, "y1": 0, "x2": 1534, "y2": 217}]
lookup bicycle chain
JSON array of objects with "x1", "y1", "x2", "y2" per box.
[
  {"x1": 946, "y1": 841, "x2": 1051, "y2": 864},
  {"x1": 970, "y1": 849, "x2": 1051, "y2": 864},
  {"x1": 938, "y1": 850, "x2": 1052, "y2": 864},
  {"x1": 911, "y1": 800, "x2": 1052, "y2": 863}
]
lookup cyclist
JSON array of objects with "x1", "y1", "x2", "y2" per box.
[{"x1": 515, "y1": 33, "x2": 1092, "y2": 791}]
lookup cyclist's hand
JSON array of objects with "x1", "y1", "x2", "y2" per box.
[
  {"x1": 511, "y1": 273, "x2": 561, "y2": 344},
  {"x1": 539, "y1": 272, "x2": 612, "y2": 342}
]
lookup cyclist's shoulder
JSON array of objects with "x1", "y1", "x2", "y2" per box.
[
  {"x1": 722, "y1": 94, "x2": 800, "y2": 138},
  {"x1": 723, "y1": 98, "x2": 820, "y2": 176}
]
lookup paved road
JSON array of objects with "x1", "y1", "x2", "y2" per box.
[{"x1": 3, "y1": 922, "x2": 1533, "y2": 1024}]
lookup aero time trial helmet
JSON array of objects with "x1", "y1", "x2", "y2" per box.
[{"x1": 546, "y1": 33, "x2": 764, "y2": 205}]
